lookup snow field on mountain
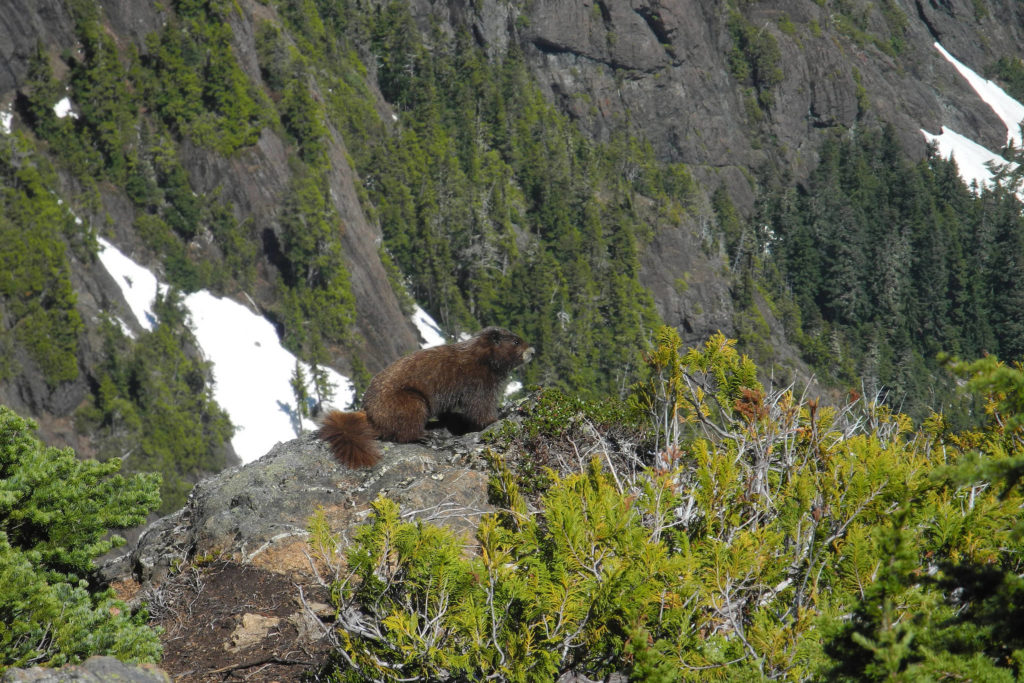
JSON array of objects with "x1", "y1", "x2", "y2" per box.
[
  {"x1": 97, "y1": 238, "x2": 354, "y2": 463},
  {"x1": 924, "y1": 43, "x2": 1023, "y2": 196}
]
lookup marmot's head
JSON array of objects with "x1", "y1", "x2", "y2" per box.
[{"x1": 475, "y1": 327, "x2": 535, "y2": 373}]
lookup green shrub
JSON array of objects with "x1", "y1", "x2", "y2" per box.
[
  {"x1": 0, "y1": 406, "x2": 162, "y2": 669},
  {"x1": 321, "y1": 330, "x2": 1024, "y2": 680},
  {"x1": 325, "y1": 462, "x2": 692, "y2": 681},
  {"x1": 726, "y1": 10, "x2": 783, "y2": 112},
  {"x1": 985, "y1": 56, "x2": 1024, "y2": 103}
]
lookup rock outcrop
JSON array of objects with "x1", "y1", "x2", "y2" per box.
[
  {"x1": 101, "y1": 428, "x2": 496, "y2": 590},
  {"x1": 90, "y1": 425, "x2": 499, "y2": 681}
]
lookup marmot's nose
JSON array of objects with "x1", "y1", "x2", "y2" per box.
[{"x1": 522, "y1": 347, "x2": 536, "y2": 363}]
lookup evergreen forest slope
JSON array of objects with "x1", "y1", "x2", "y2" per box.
[{"x1": 0, "y1": 0, "x2": 1023, "y2": 505}]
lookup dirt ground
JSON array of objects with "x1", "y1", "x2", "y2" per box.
[{"x1": 144, "y1": 562, "x2": 336, "y2": 682}]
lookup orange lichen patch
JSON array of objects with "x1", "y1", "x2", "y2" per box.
[{"x1": 247, "y1": 538, "x2": 319, "y2": 576}]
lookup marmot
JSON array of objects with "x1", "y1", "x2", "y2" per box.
[{"x1": 319, "y1": 327, "x2": 535, "y2": 467}]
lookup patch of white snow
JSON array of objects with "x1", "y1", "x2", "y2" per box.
[
  {"x1": 96, "y1": 238, "x2": 355, "y2": 463},
  {"x1": 934, "y1": 43, "x2": 1024, "y2": 148},
  {"x1": 113, "y1": 317, "x2": 136, "y2": 340},
  {"x1": 412, "y1": 305, "x2": 446, "y2": 348},
  {"x1": 96, "y1": 238, "x2": 159, "y2": 331},
  {"x1": 1, "y1": 106, "x2": 12, "y2": 134},
  {"x1": 53, "y1": 96, "x2": 77, "y2": 119},
  {"x1": 920, "y1": 126, "x2": 1008, "y2": 189},
  {"x1": 185, "y1": 291, "x2": 354, "y2": 462}
]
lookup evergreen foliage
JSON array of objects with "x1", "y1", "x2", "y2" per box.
[
  {"x1": 268, "y1": 0, "x2": 689, "y2": 397},
  {"x1": 985, "y1": 55, "x2": 1024, "y2": 103},
  {"x1": 275, "y1": 167, "x2": 359, "y2": 354},
  {"x1": 10, "y1": 1, "x2": 1024, "y2": 586},
  {"x1": 319, "y1": 330, "x2": 1024, "y2": 680},
  {"x1": 0, "y1": 406, "x2": 162, "y2": 669},
  {"x1": 0, "y1": 134, "x2": 86, "y2": 387},
  {"x1": 726, "y1": 9, "x2": 784, "y2": 115},
  {"x1": 75, "y1": 292, "x2": 234, "y2": 513},
  {"x1": 743, "y1": 125, "x2": 1024, "y2": 420},
  {"x1": 139, "y1": 0, "x2": 268, "y2": 155},
  {"x1": 822, "y1": 0, "x2": 909, "y2": 57},
  {"x1": 822, "y1": 357, "x2": 1024, "y2": 680},
  {"x1": 328, "y1": 463, "x2": 693, "y2": 681}
]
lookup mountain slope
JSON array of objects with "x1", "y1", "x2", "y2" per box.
[{"x1": 0, "y1": 0, "x2": 1022, "y2": 488}]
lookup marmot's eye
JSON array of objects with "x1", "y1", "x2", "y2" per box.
[{"x1": 512, "y1": 339, "x2": 520, "y2": 345}]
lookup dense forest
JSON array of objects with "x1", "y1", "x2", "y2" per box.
[{"x1": 729, "y1": 126, "x2": 1024, "y2": 422}]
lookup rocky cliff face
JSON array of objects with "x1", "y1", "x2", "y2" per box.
[
  {"x1": 387, "y1": 0, "x2": 1024, "y2": 352},
  {"x1": 513, "y1": 0, "x2": 1021, "y2": 192},
  {"x1": 1, "y1": 0, "x2": 1022, "y2": 446}
]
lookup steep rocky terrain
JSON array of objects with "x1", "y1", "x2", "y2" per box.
[
  {"x1": 508, "y1": 0, "x2": 1020, "y2": 192},
  {"x1": 1, "y1": 1, "x2": 421, "y2": 380},
  {"x1": 0, "y1": 0, "x2": 423, "y2": 456},
  {"x1": 3, "y1": 2, "x2": 1024, "y2": 678},
  {"x1": 505, "y1": 0, "x2": 1024, "y2": 338},
  {"x1": 1, "y1": 0, "x2": 1022, "y2": 451}
]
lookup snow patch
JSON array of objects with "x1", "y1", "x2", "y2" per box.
[
  {"x1": 920, "y1": 126, "x2": 1008, "y2": 190},
  {"x1": 923, "y1": 44, "x2": 1024, "y2": 197},
  {"x1": 96, "y1": 238, "x2": 159, "y2": 331},
  {"x1": 1, "y1": 105, "x2": 12, "y2": 134},
  {"x1": 113, "y1": 317, "x2": 136, "y2": 340},
  {"x1": 96, "y1": 238, "x2": 355, "y2": 463},
  {"x1": 935, "y1": 43, "x2": 1024, "y2": 148},
  {"x1": 412, "y1": 305, "x2": 446, "y2": 348},
  {"x1": 54, "y1": 96, "x2": 77, "y2": 119},
  {"x1": 185, "y1": 290, "x2": 354, "y2": 462}
]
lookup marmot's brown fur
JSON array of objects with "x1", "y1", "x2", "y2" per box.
[{"x1": 319, "y1": 327, "x2": 534, "y2": 468}]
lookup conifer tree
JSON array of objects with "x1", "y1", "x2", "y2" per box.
[{"x1": 0, "y1": 406, "x2": 162, "y2": 669}]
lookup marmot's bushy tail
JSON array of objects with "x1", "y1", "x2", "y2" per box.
[{"x1": 318, "y1": 410, "x2": 379, "y2": 468}]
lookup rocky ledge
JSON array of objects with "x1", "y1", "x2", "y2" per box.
[{"x1": 86, "y1": 426, "x2": 501, "y2": 681}]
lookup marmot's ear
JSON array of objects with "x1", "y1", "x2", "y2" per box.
[{"x1": 488, "y1": 329, "x2": 503, "y2": 344}]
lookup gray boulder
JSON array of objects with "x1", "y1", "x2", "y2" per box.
[{"x1": 100, "y1": 428, "x2": 496, "y2": 589}]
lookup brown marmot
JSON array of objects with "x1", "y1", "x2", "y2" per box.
[{"x1": 319, "y1": 326, "x2": 535, "y2": 467}]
